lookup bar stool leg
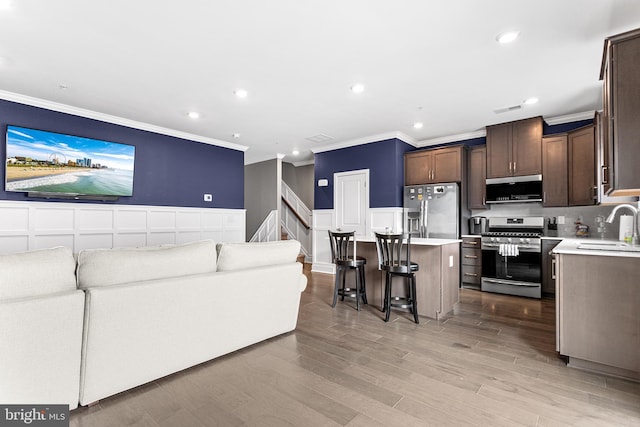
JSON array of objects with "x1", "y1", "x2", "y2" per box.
[
  {"x1": 384, "y1": 273, "x2": 392, "y2": 322},
  {"x1": 411, "y1": 274, "x2": 419, "y2": 324},
  {"x1": 355, "y1": 267, "x2": 361, "y2": 311},
  {"x1": 360, "y1": 266, "x2": 368, "y2": 305},
  {"x1": 332, "y1": 268, "x2": 341, "y2": 307}
]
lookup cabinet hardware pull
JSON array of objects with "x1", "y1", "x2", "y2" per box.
[
  {"x1": 464, "y1": 255, "x2": 478, "y2": 259},
  {"x1": 601, "y1": 166, "x2": 608, "y2": 184},
  {"x1": 513, "y1": 161, "x2": 516, "y2": 173},
  {"x1": 464, "y1": 273, "x2": 478, "y2": 277},
  {"x1": 462, "y1": 241, "x2": 478, "y2": 245},
  {"x1": 551, "y1": 258, "x2": 556, "y2": 280}
]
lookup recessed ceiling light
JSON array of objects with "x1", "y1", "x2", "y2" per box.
[
  {"x1": 351, "y1": 83, "x2": 365, "y2": 94},
  {"x1": 0, "y1": 0, "x2": 12, "y2": 11},
  {"x1": 292, "y1": 149, "x2": 300, "y2": 156},
  {"x1": 234, "y1": 89, "x2": 248, "y2": 98},
  {"x1": 232, "y1": 133, "x2": 241, "y2": 138},
  {"x1": 187, "y1": 111, "x2": 200, "y2": 119},
  {"x1": 413, "y1": 122, "x2": 424, "y2": 129},
  {"x1": 523, "y1": 97, "x2": 539, "y2": 105},
  {"x1": 496, "y1": 31, "x2": 520, "y2": 44}
]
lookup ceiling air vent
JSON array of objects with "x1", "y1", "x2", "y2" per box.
[
  {"x1": 494, "y1": 104, "x2": 522, "y2": 114},
  {"x1": 305, "y1": 133, "x2": 334, "y2": 143}
]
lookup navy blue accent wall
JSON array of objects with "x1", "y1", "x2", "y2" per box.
[
  {"x1": 314, "y1": 138, "x2": 414, "y2": 209},
  {"x1": 0, "y1": 99, "x2": 244, "y2": 208},
  {"x1": 543, "y1": 118, "x2": 593, "y2": 135}
]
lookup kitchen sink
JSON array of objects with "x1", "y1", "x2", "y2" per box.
[{"x1": 576, "y1": 242, "x2": 640, "y2": 252}]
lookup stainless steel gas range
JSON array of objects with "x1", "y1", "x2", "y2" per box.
[{"x1": 481, "y1": 217, "x2": 544, "y2": 298}]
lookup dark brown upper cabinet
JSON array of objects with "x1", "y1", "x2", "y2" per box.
[
  {"x1": 600, "y1": 28, "x2": 640, "y2": 196},
  {"x1": 542, "y1": 125, "x2": 596, "y2": 207},
  {"x1": 467, "y1": 145, "x2": 487, "y2": 209},
  {"x1": 404, "y1": 146, "x2": 463, "y2": 185},
  {"x1": 486, "y1": 117, "x2": 543, "y2": 179},
  {"x1": 568, "y1": 125, "x2": 596, "y2": 206},
  {"x1": 542, "y1": 134, "x2": 568, "y2": 207}
]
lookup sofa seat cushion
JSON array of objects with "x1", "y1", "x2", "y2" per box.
[
  {"x1": 77, "y1": 240, "x2": 217, "y2": 289},
  {"x1": 216, "y1": 240, "x2": 301, "y2": 272},
  {"x1": 0, "y1": 246, "x2": 77, "y2": 301}
]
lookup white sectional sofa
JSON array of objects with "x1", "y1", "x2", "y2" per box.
[
  {"x1": 0, "y1": 247, "x2": 85, "y2": 410},
  {"x1": 0, "y1": 239, "x2": 307, "y2": 409}
]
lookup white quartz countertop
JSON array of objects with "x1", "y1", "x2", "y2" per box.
[
  {"x1": 356, "y1": 236, "x2": 461, "y2": 246},
  {"x1": 553, "y1": 238, "x2": 640, "y2": 258}
]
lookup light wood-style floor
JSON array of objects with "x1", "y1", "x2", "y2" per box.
[{"x1": 70, "y1": 265, "x2": 640, "y2": 426}]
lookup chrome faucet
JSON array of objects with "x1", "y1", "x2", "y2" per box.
[{"x1": 605, "y1": 204, "x2": 639, "y2": 245}]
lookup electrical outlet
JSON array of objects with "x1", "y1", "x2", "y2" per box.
[
  {"x1": 557, "y1": 216, "x2": 565, "y2": 225},
  {"x1": 204, "y1": 194, "x2": 212, "y2": 202},
  {"x1": 449, "y1": 255, "x2": 454, "y2": 267}
]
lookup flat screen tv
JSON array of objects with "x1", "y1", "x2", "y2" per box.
[{"x1": 5, "y1": 125, "x2": 135, "y2": 199}]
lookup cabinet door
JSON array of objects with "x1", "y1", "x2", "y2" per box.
[
  {"x1": 541, "y1": 239, "x2": 561, "y2": 295},
  {"x1": 404, "y1": 151, "x2": 432, "y2": 185},
  {"x1": 542, "y1": 135, "x2": 568, "y2": 207},
  {"x1": 467, "y1": 146, "x2": 486, "y2": 209},
  {"x1": 512, "y1": 117, "x2": 543, "y2": 176},
  {"x1": 486, "y1": 123, "x2": 512, "y2": 178},
  {"x1": 610, "y1": 33, "x2": 640, "y2": 194},
  {"x1": 568, "y1": 125, "x2": 596, "y2": 206},
  {"x1": 432, "y1": 146, "x2": 462, "y2": 183}
]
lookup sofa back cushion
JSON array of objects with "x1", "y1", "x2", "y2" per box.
[
  {"x1": 0, "y1": 246, "x2": 77, "y2": 300},
  {"x1": 77, "y1": 240, "x2": 217, "y2": 289},
  {"x1": 216, "y1": 240, "x2": 301, "y2": 272}
]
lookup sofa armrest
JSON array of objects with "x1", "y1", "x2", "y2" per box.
[{"x1": 0, "y1": 290, "x2": 85, "y2": 410}]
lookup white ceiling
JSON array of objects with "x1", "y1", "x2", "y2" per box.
[{"x1": 1, "y1": 0, "x2": 639, "y2": 165}]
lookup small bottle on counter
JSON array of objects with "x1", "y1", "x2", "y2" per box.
[{"x1": 575, "y1": 219, "x2": 589, "y2": 238}]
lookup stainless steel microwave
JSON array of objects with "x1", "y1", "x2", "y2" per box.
[{"x1": 485, "y1": 174, "x2": 542, "y2": 204}]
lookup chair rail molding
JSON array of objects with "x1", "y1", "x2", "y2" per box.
[{"x1": 0, "y1": 200, "x2": 245, "y2": 254}]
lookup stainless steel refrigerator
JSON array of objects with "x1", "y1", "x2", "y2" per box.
[{"x1": 403, "y1": 183, "x2": 459, "y2": 239}]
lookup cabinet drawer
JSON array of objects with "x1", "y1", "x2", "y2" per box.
[
  {"x1": 462, "y1": 265, "x2": 481, "y2": 285},
  {"x1": 462, "y1": 248, "x2": 481, "y2": 266},
  {"x1": 462, "y1": 238, "x2": 481, "y2": 248}
]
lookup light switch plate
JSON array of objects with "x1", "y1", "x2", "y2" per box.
[{"x1": 204, "y1": 194, "x2": 213, "y2": 202}]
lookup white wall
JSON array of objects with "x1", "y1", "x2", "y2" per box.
[{"x1": 0, "y1": 200, "x2": 245, "y2": 254}]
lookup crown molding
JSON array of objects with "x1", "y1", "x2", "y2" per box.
[
  {"x1": 310, "y1": 131, "x2": 417, "y2": 154},
  {"x1": 543, "y1": 110, "x2": 595, "y2": 125},
  {"x1": 416, "y1": 129, "x2": 487, "y2": 147},
  {"x1": 0, "y1": 90, "x2": 248, "y2": 152}
]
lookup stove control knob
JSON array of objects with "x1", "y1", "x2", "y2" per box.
[
  {"x1": 507, "y1": 238, "x2": 512, "y2": 243},
  {"x1": 490, "y1": 237, "x2": 496, "y2": 242},
  {"x1": 525, "y1": 238, "x2": 531, "y2": 244}
]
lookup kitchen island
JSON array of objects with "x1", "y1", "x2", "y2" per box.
[
  {"x1": 354, "y1": 236, "x2": 461, "y2": 320},
  {"x1": 553, "y1": 239, "x2": 639, "y2": 381}
]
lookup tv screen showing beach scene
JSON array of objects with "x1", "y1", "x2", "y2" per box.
[{"x1": 5, "y1": 125, "x2": 135, "y2": 197}]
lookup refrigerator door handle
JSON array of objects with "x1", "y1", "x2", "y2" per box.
[{"x1": 421, "y1": 198, "x2": 428, "y2": 238}]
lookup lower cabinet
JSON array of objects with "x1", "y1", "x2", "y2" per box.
[
  {"x1": 541, "y1": 238, "x2": 562, "y2": 296},
  {"x1": 461, "y1": 236, "x2": 481, "y2": 289},
  {"x1": 556, "y1": 253, "x2": 639, "y2": 379}
]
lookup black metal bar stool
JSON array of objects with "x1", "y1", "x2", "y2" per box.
[
  {"x1": 328, "y1": 230, "x2": 368, "y2": 310},
  {"x1": 374, "y1": 232, "x2": 419, "y2": 323}
]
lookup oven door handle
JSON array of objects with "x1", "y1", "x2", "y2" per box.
[
  {"x1": 482, "y1": 279, "x2": 539, "y2": 287},
  {"x1": 481, "y1": 244, "x2": 540, "y2": 252}
]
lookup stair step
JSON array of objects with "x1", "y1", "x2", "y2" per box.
[{"x1": 296, "y1": 253, "x2": 305, "y2": 264}]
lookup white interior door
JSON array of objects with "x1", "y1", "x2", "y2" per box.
[{"x1": 334, "y1": 169, "x2": 369, "y2": 236}]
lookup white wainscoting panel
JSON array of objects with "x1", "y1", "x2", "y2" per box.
[
  {"x1": 311, "y1": 207, "x2": 403, "y2": 274},
  {"x1": 311, "y1": 209, "x2": 335, "y2": 274},
  {"x1": 0, "y1": 200, "x2": 246, "y2": 254},
  {"x1": 368, "y1": 207, "x2": 404, "y2": 236}
]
